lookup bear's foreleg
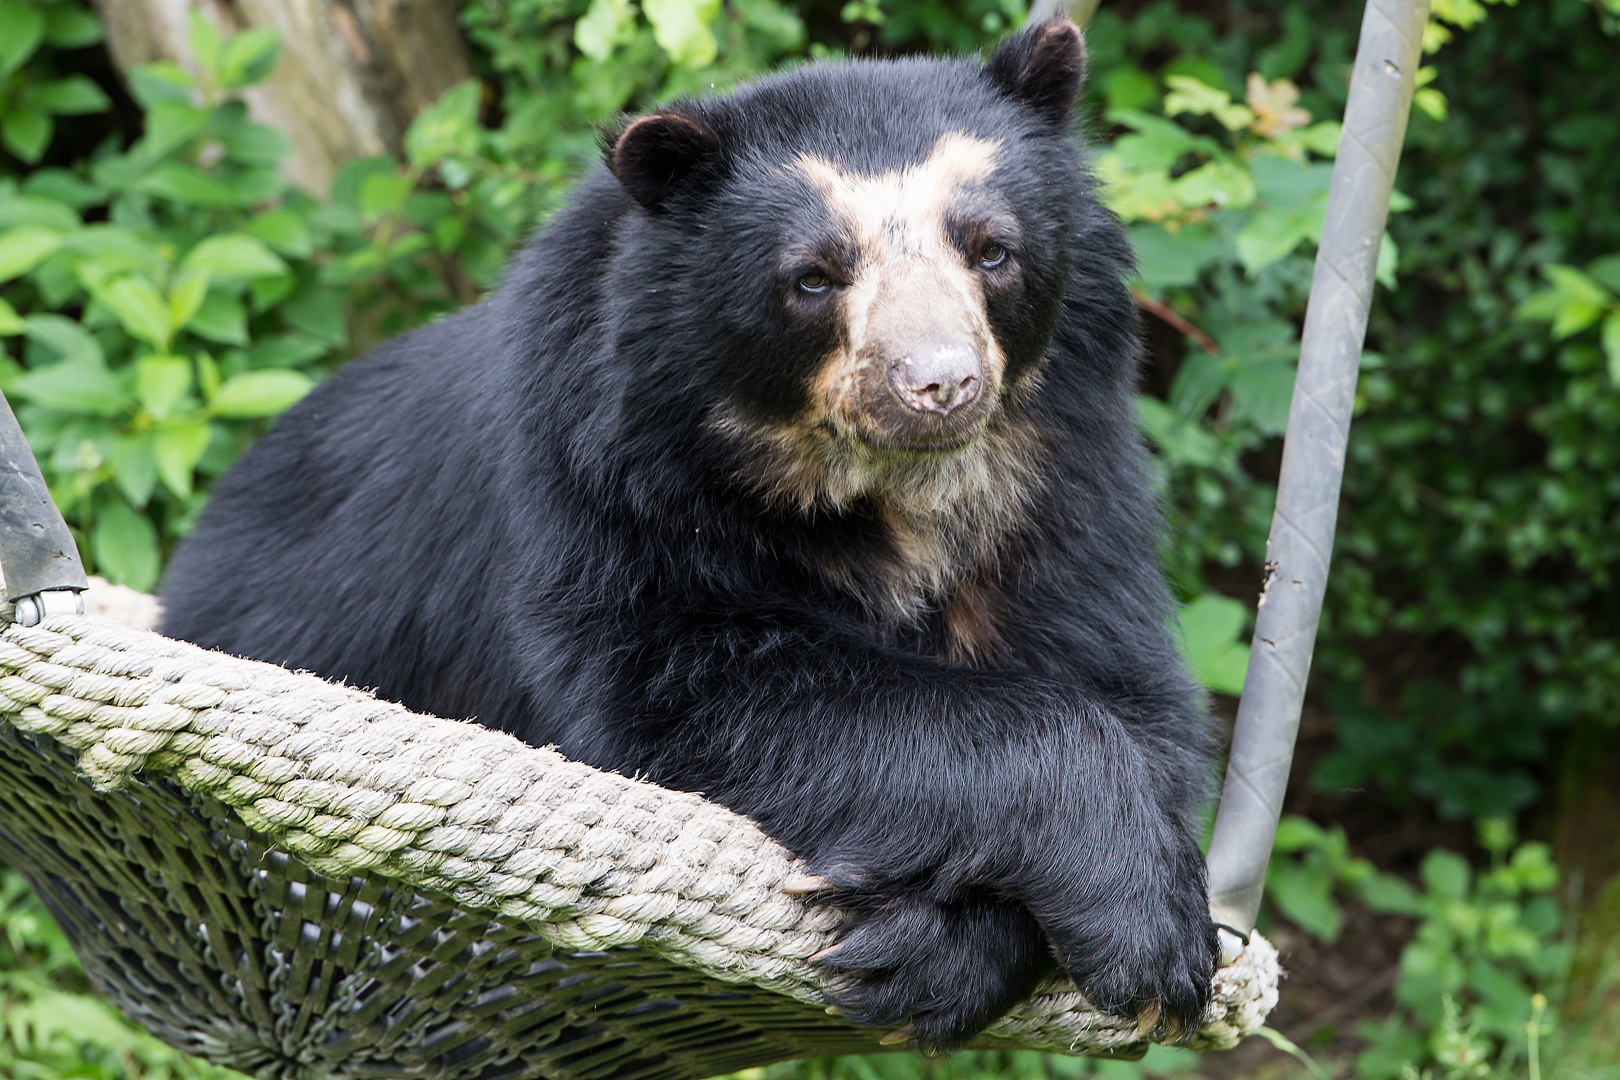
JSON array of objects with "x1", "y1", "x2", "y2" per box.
[{"x1": 613, "y1": 621, "x2": 1218, "y2": 1050}]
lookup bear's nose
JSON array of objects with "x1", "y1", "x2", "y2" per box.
[{"x1": 888, "y1": 345, "x2": 982, "y2": 415}]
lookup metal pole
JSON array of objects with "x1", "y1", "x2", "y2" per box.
[
  {"x1": 0, "y1": 393, "x2": 87, "y2": 622},
  {"x1": 1204, "y1": 0, "x2": 1430, "y2": 959}
]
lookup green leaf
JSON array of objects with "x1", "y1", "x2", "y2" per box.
[
  {"x1": 135, "y1": 161, "x2": 242, "y2": 206},
  {"x1": 209, "y1": 369, "x2": 314, "y2": 417},
  {"x1": 1267, "y1": 857, "x2": 1343, "y2": 942},
  {"x1": 0, "y1": 296, "x2": 25, "y2": 335},
  {"x1": 1129, "y1": 222, "x2": 1220, "y2": 292},
  {"x1": 134, "y1": 355, "x2": 193, "y2": 419},
  {"x1": 0, "y1": 3, "x2": 46, "y2": 78},
  {"x1": 93, "y1": 276, "x2": 172, "y2": 349},
  {"x1": 43, "y1": 5, "x2": 104, "y2": 48},
  {"x1": 33, "y1": 75, "x2": 112, "y2": 116},
  {"x1": 24, "y1": 313, "x2": 105, "y2": 367},
  {"x1": 1603, "y1": 311, "x2": 1620, "y2": 387},
  {"x1": 0, "y1": 191, "x2": 80, "y2": 231},
  {"x1": 2, "y1": 109, "x2": 53, "y2": 165},
  {"x1": 1421, "y1": 849, "x2": 1472, "y2": 901},
  {"x1": 169, "y1": 267, "x2": 210, "y2": 331},
  {"x1": 1163, "y1": 75, "x2": 1255, "y2": 131},
  {"x1": 1102, "y1": 66, "x2": 1159, "y2": 112},
  {"x1": 66, "y1": 224, "x2": 161, "y2": 275},
  {"x1": 1376, "y1": 232, "x2": 1399, "y2": 290},
  {"x1": 217, "y1": 25, "x2": 281, "y2": 88},
  {"x1": 1357, "y1": 873, "x2": 1424, "y2": 916},
  {"x1": 1291, "y1": 120, "x2": 1342, "y2": 157},
  {"x1": 0, "y1": 225, "x2": 64, "y2": 281},
  {"x1": 138, "y1": 100, "x2": 210, "y2": 159},
  {"x1": 248, "y1": 333, "x2": 327, "y2": 369},
  {"x1": 247, "y1": 208, "x2": 313, "y2": 257},
  {"x1": 182, "y1": 233, "x2": 288, "y2": 281},
  {"x1": 1547, "y1": 265, "x2": 1612, "y2": 338},
  {"x1": 187, "y1": 12, "x2": 224, "y2": 81},
  {"x1": 1273, "y1": 816, "x2": 1329, "y2": 853},
  {"x1": 644, "y1": 0, "x2": 721, "y2": 68},
  {"x1": 1517, "y1": 264, "x2": 1612, "y2": 338},
  {"x1": 1236, "y1": 206, "x2": 1317, "y2": 275},
  {"x1": 108, "y1": 433, "x2": 157, "y2": 508},
  {"x1": 10, "y1": 358, "x2": 128, "y2": 417},
  {"x1": 1251, "y1": 157, "x2": 1335, "y2": 211},
  {"x1": 1226, "y1": 352, "x2": 1298, "y2": 435},
  {"x1": 359, "y1": 172, "x2": 413, "y2": 219},
  {"x1": 216, "y1": 119, "x2": 291, "y2": 166},
  {"x1": 1413, "y1": 86, "x2": 1448, "y2": 122},
  {"x1": 93, "y1": 498, "x2": 160, "y2": 592},
  {"x1": 282, "y1": 286, "x2": 345, "y2": 345},
  {"x1": 127, "y1": 60, "x2": 194, "y2": 108},
  {"x1": 1587, "y1": 254, "x2": 1620, "y2": 294},
  {"x1": 1179, "y1": 592, "x2": 1251, "y2": 695},
  {"x1": 249, "y1": 271, "x2": 295, "y2": 311},
  {"x1": 575, "y1": 0, "x2": 636, "y2": 62},
  {"x1": 405, "y1": 79, "x2": 484, "y2": 169},
  {"x1": 152, "y1": 421, "x2": 211, "y2": 497},
  {"x1": 187, "y1": 290, "x2": 248, "y2": 345},
  {"x1": 1172, "y1": 160, "x2": 1256, "y2": 210}
]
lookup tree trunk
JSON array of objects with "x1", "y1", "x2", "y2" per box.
[{"x1": 91, "y1": 0, "x2": 471, "y2": 195}]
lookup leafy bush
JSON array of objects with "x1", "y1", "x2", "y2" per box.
[
  {"x1": 1266, "y1": 816, "x2": 1569, "y2": 1080},
  {"x1": 0, "y1": 13, "x2": 546, "y2": 591}
]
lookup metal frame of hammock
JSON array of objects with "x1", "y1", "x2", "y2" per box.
[{"x1": 0, "y1": 2, "x2": 1426, "y2": 1076}]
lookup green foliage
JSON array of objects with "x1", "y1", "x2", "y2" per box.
[
  {"x1": 0, "y1": 0, "x2": 109, "y2": 165},
  {"x1": 0, "y1": 867, "x2": 249, "y2": 1078},
  {"x1": 1357, "y1": 834, "x2": 1568, "y2": 1080},
  {"x1": 1265, "y1": 817, "x2": 1569, "y2": 1080},
  {"x1": 0, "y1": 11, "x2": 552, "y2": 591},
  {"x1": 1514, "y1": 256, "x2": 1620, "y2": 384},
  {"x1": 729, "y1": 1042, "x2": 1196, "y2": 1080},
  {"x1": 1265, "y1": 815, "x2": 1422, "y2": 944},
  {"x1": 1319, "y1": 0, "x2": 1620, "y2": 818}
]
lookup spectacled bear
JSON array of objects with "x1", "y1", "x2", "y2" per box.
[{"x1": 160, "y1": 17, "x2": 1218, "y2": 1052}]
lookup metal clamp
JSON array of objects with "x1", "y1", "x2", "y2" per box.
[{"x1": 13, "y1": 587, "x2": 86, "y2": 627}]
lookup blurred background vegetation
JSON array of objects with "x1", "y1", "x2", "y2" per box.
[{"x1": 1, "y1": 0, "x2": 1618, "y2": 1076}]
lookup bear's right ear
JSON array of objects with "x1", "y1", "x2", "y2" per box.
[
  {"x1": 608, "y1": 111, "x2": 723, "y2": 212},
  {"x1": 984, "y1": 17, "x2": 1087, "y2": 129}
]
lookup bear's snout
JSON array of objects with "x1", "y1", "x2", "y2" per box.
[{"x1": 888, "y1": 345, "x2": 982, "y2": 416}]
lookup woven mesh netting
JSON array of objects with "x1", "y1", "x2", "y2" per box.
[{"x1": 0, "y1": 613, "x2": 1278, "y2": 1080}]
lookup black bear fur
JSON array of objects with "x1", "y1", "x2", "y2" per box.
[{"x1": 161, "y1": 18, "x2": 1219, "y2": 1052}]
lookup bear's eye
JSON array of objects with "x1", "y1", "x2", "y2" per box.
[
  {"x1": 798, "y1": 273, "x2": 831, "y2": 294},
  {"x1": 979, "y1": 243, "x2": 1008, "y2": 269}
]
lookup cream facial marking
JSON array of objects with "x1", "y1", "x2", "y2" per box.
[
  {"x1": 711, "y1": 132, "x2": 1045, "y2": 635},
  {"x1": 790, "y1": 133, "x2": 1013, "y2": 442}
]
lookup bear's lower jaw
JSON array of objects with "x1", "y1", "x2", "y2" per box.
[{"x1": 861, "y1": 428, "x2": 979, "y2": 454}]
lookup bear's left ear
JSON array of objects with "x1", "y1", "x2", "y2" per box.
[
  {"x1": 984, "y1": 17, "x2": 1087, "y2": 129},
  {"x1": 608, "y1": 110, "x2": 723, "y2": 212}
]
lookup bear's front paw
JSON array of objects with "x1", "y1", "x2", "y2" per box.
[
  {"x1": 1041, "y1": 860, "x2": 1218, "y2": 1040},
  {"x1": 805, "y1": 890, "x2": 1053, "y2": 1053}
]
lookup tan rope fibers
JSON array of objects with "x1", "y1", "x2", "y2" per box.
[{"x1": 0, "y1": 614, "x2": 1278, "y2": 1054}]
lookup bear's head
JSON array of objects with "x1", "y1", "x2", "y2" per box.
[{"x1": 599, "y1": 18, "x2": 1134, "y2": 631}]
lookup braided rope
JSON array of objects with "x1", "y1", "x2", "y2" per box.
[{"x1": 0, "y1": 614, "x2": 1277, "y2": 1053}]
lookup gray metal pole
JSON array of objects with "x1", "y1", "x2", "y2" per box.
[
  {"x1": 0, "y1": 393, "x2": 87, "y2": 622},
  {"x1": 1204, "y1": 0, "x2": 1430, "y2": 958}
]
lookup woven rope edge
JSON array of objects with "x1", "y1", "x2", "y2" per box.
[{"x1": 0, "y1": 615, "x2": 1278, "y2": 1053}]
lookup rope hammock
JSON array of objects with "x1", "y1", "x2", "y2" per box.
[{"x1": 0, "y1": 1, "x2": 1426, "y2": 1076}]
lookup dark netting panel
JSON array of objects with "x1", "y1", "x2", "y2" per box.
[{"x1": 0, "y1": 725, "x2": 883, "y2": 1080}]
